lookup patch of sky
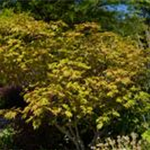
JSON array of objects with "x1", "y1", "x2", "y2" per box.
[
  {"x1": 103, "y1": 4, "x2": 136, "y2": 20},
  {"x1": 104, "y1": 4, "x2": 134, "y2": 14}
]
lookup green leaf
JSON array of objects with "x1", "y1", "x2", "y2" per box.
[{"x1": 65, "y1": 111, "x2": 73, "y2": 118}]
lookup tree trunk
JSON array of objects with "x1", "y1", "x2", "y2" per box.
[{"x1": 55, "y1": 123, "x2": 85, "y2": 150}]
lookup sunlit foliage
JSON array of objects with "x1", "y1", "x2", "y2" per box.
[{"x1": 0, "y1": 10, "x2": 150, "y2": 149}]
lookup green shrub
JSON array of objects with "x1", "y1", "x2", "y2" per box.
[{"x1": 0, "y1": 125, "x2": 15, "y2": 150}]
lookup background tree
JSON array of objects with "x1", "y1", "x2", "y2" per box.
[{"x1": 0, "y1": 0, "x2": 147, "y2": 48}]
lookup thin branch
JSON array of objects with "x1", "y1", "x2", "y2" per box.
[
  {"x1": 75, "y1": 122, "x2": 85, "y2": 150},
  {"x1": 55, "y1": 123, "x2": 80, "y2": 150},
  {"x1": 55, "y1": 123, "x2": 74, "y2": 142},
  {"x1": 68, "y1": 124, "x2": 76, "y2": 139}
]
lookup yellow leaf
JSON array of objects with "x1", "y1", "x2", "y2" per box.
[{"x1": 65, "y1": 111, "x2": 73, "y2": 118}]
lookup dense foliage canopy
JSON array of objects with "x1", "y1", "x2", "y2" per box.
[
  {"x1": 0, "y1": 0, "x2": 149, "y2": 150},
  {"x1": 1, "y1": 0, "x2": 149, "y2": 47},
  {"x1": 0, "y1": 9, "x2": 149, "y2": 149}
]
